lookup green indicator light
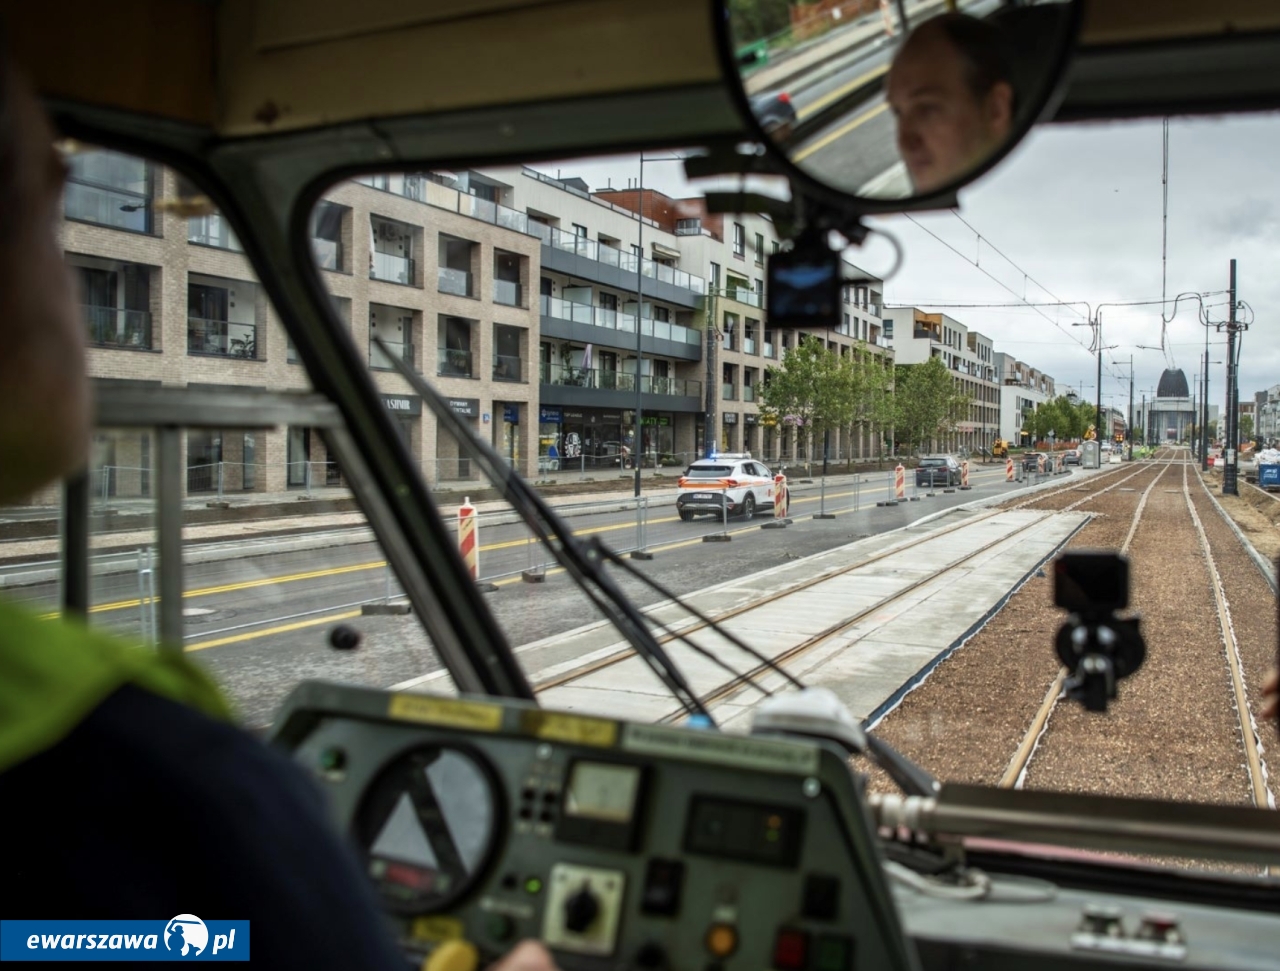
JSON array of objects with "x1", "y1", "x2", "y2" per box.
[
  {"x1": 765, "y1": 830, "x2": 779, "y2": 842},
  {"x1": 525, "y1": 878, "x2": 543, "y2": 895},
  {"x1": 319, "y1": 747, "x2": 346, "y2": 771}
]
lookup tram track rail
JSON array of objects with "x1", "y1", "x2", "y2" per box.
[
  {"x1": 531, "y1": 460, "x2": 1120, "y2": 704},
  {"x1": 999, "y1": 451, "x2": 1272, "y2": 810}
]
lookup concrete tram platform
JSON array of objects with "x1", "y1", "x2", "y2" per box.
[{"x1": 396, "y1": 504, "x2": 1091, "y2": 728}]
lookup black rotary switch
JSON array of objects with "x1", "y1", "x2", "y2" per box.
[{"x1": 563, "y1": 884, "x2": 601, "y2": 934}]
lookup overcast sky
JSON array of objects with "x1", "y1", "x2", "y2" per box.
[{"x1": 550, "y1": 110, "x2": 1278, "y2": 415}]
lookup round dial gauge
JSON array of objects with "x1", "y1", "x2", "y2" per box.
[{"x1": 354, "y1": 744, "x2": 501, "y2": 913}]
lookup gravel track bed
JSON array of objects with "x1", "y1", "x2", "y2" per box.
[
  {"x1": 1187, "y1": 473, "x2": 1279, "y2": 807},
  {"x1": 1022, "y1": 464, "x2": 1252, "y2": 809},
  {"x1": 861, "y1": 463, "x2": 1170, "y2": 793}
]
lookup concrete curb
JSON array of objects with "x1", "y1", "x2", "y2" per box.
[{"x1": 1196, "y1": 474, "x2": 1278, "y2": 594}]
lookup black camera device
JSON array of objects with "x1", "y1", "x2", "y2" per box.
[{"x1": 1053, "y1": 552, "x2": 1146, "y2": 712}]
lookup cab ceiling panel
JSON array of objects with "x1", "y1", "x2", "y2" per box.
[
  {"x1": 6, "y1": 0, "x2": 217, "y2": 128},
  {"x1": 215, "y1": 0, "x2": 722, "y2": 136}
]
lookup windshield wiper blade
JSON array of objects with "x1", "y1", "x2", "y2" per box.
[{"x1": 374, "y1": 338, "x2": 714, "y2": 725}]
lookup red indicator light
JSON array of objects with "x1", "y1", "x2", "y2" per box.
[
  {"x1": 773, "y1": 928, "x2": 808, "y2": 970},
  {"x1": 382, "y1": 861, "x2": 435, "y2": 891}
]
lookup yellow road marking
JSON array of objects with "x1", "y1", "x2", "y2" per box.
[
  {"x1": 51, "y1": 469, "x2": 1011, "y2": 617},
  {"x1": 184, "y1": 609, "x2": 363, "y2": 652},
  {"x1": 793, "y1": 102, "x2": 889, "y2": 163},
  {"x1": 796, "y1": 64, "x2": 889, "y2": 120}
]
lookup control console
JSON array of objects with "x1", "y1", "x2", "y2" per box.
[{"x1": 272, "y1": 682, "x2": 917, "y2": 971}]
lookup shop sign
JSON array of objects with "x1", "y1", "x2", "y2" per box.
[
  {"x1": 640, "y1": 415, "x2": 671, "y2": 427},
  {"x1": 723, "y1": 412, "x2": 739, "y2": 424},
  {"x1": 539, "y1": 407, "x2": 562, "y2": 423},
  {"x1": 504, "y1": 405, "x2": 520, "y2": 423},
  {"x1": 382, "y1": 394, "x2": 422, "y2": 416},
  {"x1": 744, "y1": 413, "x2": 759, "y2": 425},
  {"x1": 448, "y1": 398, "x2": 479, "y2": 417}
]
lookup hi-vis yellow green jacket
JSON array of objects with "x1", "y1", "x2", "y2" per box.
[{"x1": 0, "y1": 597, "x2": 232, "y2": 773}]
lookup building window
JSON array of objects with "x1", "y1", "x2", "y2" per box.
[
  {"x1": 64, "y1": 149, "x2": 154, "y2": 234},
  {"x1": 754, "y1": 233, "x2": 764, "y2": 264},
  {"x1": 189, "y1": 212, "x2": 242, "y2": 251},
  {"x1": 710, "y1": 262, "x2": 721, "y2": 289},
  {"x1": 733, "y1": 223, "x2": 745, "y2": 258},
  {"x1": 310, "y1": 202, "x2": 346, "y2": 271},
  {"x1": 187, "y1": 279, "x2": 258, "y2": 359},
  {"x1": 78, "y1": 261, "x2": 153, "y2": 349},
  {"x1": 437, "y1": 234, "x2": 474, "y2": 296},
  {"x1": 572, "y1": 223, "x2": 588, "y2": 238},
  {"x1": 370, "y1": 215, "x2": 417, "y2": 285}
]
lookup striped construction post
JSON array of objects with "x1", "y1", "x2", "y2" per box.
[
  {"x1": 458, "y1": 497, "x2": 479, "y2": 581},
  {"x1": 762, "y1": 474, "x2": 790, "y2": 529},
  {"x1": 1037, "y1": 454, "x2": 1046, "y2": 476},
  {"x1": 1006, "y1": 456, "x2": 1014, "y2": 481},
  {"x1": 894, "y1": 464, "x2": 905, "y2": 501},
  {"x1": 960, "y1": 459, "x2": 972, "y2": 490}
]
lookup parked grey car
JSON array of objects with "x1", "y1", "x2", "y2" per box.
[{"x1": 915, "y1": 455, "x2": 961, "y2": 488}]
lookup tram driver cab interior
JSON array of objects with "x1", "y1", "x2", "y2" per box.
[{"x1": 6, "y1": 1, "x2": 1280, "y2": 971}]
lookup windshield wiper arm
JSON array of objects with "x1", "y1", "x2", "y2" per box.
[{"x1": 375, "y1": 338, "x2": 714, "y2": 725}]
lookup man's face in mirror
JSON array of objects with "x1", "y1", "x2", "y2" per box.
[{"x1": 886, "y1": 15, "x2": 1014, "y2": 195}]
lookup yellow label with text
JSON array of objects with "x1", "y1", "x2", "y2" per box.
[
  {"x1": 520, "y1": 710, "x2": 617, "y2": 748},
  {"x1": 410, "y1": 916, "x2": 464, "y2": 943},
  {"x1": 388, "y1": 694, "x2": 503, "y2": 732}
]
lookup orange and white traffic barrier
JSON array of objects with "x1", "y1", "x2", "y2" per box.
[
  {"x1": 961, "y1": 460, "x2": 970, "y2": 487},
  {"x1": 458, "y1": 497, "x2": 479, "y2": 581},
  {"x1": 1037, "y1": 454, "x2": 1046, "y2": 475},
  {"x1": 894, "y1": 464, "x2": 905, "y2": 500},
  {"x1": 1005, "y1": 457, "x2": 1014, "y2": 481},
  {"x1": 773, "y1": 474, "x2": 787, "y2": 519}
]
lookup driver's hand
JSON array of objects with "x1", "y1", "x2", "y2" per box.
[
  {"x1": 1263, "y1": 667, "x2": 1278, "y2": 722},
  {"x1": 487, "y1": 941, "x2": 560, "y2": 971}
]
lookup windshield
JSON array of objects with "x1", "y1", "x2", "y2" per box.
[{"x1": 16, "y1": 114, "x2": 1277, "y2": 881}]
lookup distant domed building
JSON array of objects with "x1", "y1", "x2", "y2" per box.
[
  {"x1": 1156, "y1": 368, "x2": 1190, "y2": 399},
  {"x1": 1138, "y1": 367, "x2": 1217, "y2": 444}
]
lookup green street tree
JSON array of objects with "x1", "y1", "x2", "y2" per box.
[
  {"x1": 1240, "y1": 413, "x2": 1255, "y2": 441},
  {"x1": 759, "y1": 334, "x2": 859, "y2": 471},
  {"x1": 852, "y1": 347, "x2": 896, "y2": 461},
  {"x1": 892, "y1": 357, "x2": 972, "y2": 453}
]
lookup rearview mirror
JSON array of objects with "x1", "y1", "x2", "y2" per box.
[{"x1": 717, "y1": 0, "x2": 1081, "y2": 210}]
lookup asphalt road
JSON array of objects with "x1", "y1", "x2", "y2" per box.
[{"x1": 8, "y1": 463, "x2": 1032, "y2": 728}]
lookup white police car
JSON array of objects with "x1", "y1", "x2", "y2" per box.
[{"x1": 676, "y1": 454, "x2": 781, "y2": 521}]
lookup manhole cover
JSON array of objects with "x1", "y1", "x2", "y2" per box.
[{"x1": 183, "y1": 607, "x2": 216, "y2": 617}]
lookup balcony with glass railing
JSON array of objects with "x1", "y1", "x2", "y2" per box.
[
  {"x1": 539, "y1": 362, "x2": 700, "y2": 398},
  {"x1": 187, "y1": 318, "x2": 258, "y2": 359},
  {"x1": 438, "y1": 266, "x2": 472, "y2": 297},
  {"x1": 371, "y1": 251, "x2": 415, "y2": 286},
  {"x1": 494, "y1": 279, "x2": 523, "y2": 306},
  {"x1": 763, "y1": 342, "x2": 776, "y2": 358},
  {"x1": 370, "y1": 339, "x2": 415, "y2": 371},
  {"x1": 493, "y1": 355, "x2": 526, "y2": 382},
  {"x1": 743, "y1": 338, "x2": 757, "y2": 355},
  {"x1": 727, "y1": 287, "x2": 762, "y2": 308},
  {"x1": 743, "y1": 385, "x2": 756, "y2": 402},
  {"x1": 540, "y1": 226, "x2": 706, "y2": 294},
  {"x1": 84, "y1": 306, "x2": 152, "y2": 349},
  {"x1": 540, "y1": 295, "x2": 700, "y2": 346},
  {"x1": 722, "y1": 383, "x2": 737, "y2": 401},
  {"x1": 438, "y1": 347, "x2": 474, "y2": 378}
]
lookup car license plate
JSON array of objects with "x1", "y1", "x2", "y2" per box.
[{"x1": 692, "y1": 492, "x2": 715, "y2": 500}]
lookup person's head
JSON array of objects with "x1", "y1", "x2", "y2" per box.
[
  {"x1": 0, "y1": 40, "x2": 89, "y2": 505},
  {"x1": 886, "y1": 13, "x2": 1015, "y2": 194}
]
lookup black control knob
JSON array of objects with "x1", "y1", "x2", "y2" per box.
[
  {"x1": 563, "y1": 885, "x2": 600, "y2": 934},
  {"x1": 635, "y1": 943, "x2": 666, "y2": 969}
]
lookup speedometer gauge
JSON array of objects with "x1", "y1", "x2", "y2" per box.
[{"x1": 354, "y1": 744, "x2": 501, "y2": 913}]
